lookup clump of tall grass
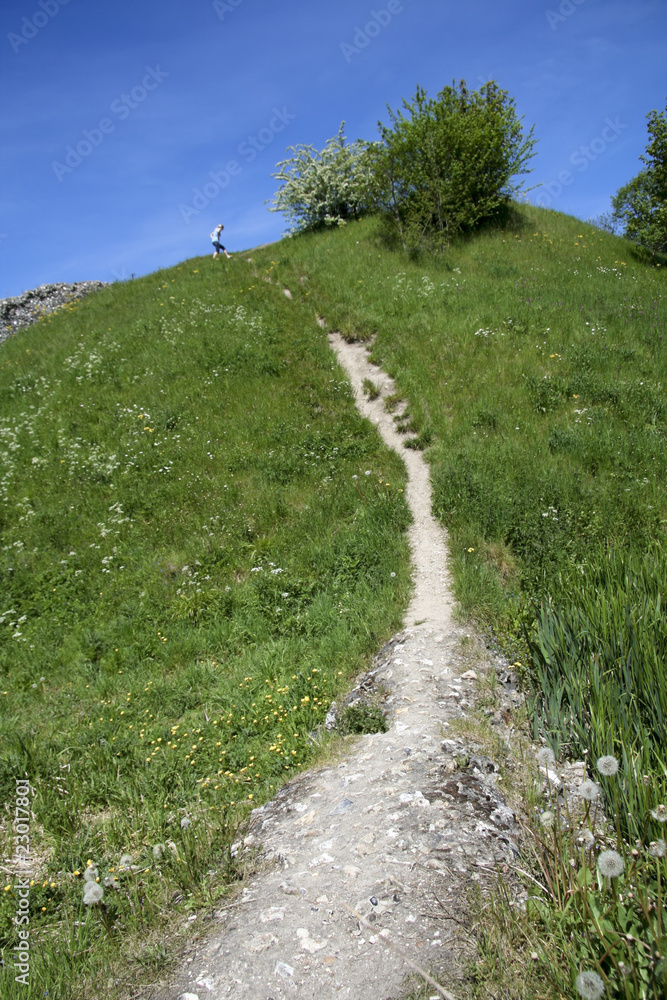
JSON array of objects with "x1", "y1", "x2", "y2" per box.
[{"x1": 526, "y1": 547, "x2": 667, "y2": 841}]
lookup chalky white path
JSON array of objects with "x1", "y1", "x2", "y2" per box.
[
  {"x1": 163, "y1": 330, "x2": 514, "y2": 1000},
  {"x1": 328, "y1": 331, "x2": 454, "y2": 629}
]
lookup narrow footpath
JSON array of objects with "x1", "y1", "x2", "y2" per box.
[{"x1": 158, "y1": 321, "x2": 518, "y2": 1000}]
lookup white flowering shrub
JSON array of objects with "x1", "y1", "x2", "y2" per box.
[{"x1": 270, "y1": 122, "x2": 376, "y2": 234}]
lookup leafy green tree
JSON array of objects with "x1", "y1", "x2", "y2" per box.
[
  {"x1": 612, "y1": 100, "x2": 667, "y2": 256},
  {"x1": 270, "y1": 123, "x2": 375, "y2": 234},
  {"x1": 370, "y1": 80, "x2": 537, "y2": 250}
]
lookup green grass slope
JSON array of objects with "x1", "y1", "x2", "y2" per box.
[
  {"x1": 275, "y1": 205, "x2": 667, "y2": 827},
  {"x1": 0, "y1": 255, "x2": 411, "y2": 998}
]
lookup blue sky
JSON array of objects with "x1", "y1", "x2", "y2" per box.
[{"x1": 1, "y1": 0, "x2": 665, "y2": 297}]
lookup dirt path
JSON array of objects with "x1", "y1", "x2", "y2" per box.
[{"x1": 161, "y1": 324, "x2": 517, "y2": 1000}]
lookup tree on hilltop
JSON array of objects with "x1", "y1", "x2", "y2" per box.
[{"x1": 612, "y1": 99, "x2": 667, "y2": 257}]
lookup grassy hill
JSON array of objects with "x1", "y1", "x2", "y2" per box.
[
  {"x1": 273, "y1": 205, "x2": 667, "y2": 822},
  {"x1": 1, "y1": 202, "x2": 666, "y2": 999},
  {"x1": 0, "y1": 252, "x2": 411, "y2": 998}
]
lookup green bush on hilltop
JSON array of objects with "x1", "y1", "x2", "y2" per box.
[{"x1": 371, "y1": 80, "x2": 537, "y2": 251}]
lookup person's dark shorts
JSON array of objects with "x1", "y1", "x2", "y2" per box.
[{"x1": 212, "y1": 241, "x2": 226, "y2": 251}]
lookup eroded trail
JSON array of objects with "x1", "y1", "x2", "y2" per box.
[{"x1": 161, "y1": 327, "x2": 516, "y2": 1000}]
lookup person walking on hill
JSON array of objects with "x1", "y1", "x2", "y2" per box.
[{"x1": 210, "y1": 224, "x2": 231, "y2": 259}]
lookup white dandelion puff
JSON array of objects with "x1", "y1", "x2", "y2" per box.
[
  {"x1": 577, "y1": 829, "x2": 596, "y2": 850},
  {"x1": 118, "y1": 854, "x2": 133, "y2": 868},
  {"x1": 83, "y1": 866, "x2": 98, "y2": 883},
  {"x1": 651, "y1": 805, "x2": 667, "y2": 823},
  {"x1": 180, "y1": 817, "x2": 191, "y2": 829},
  {"x1": 83, "y1": 881, "x2": 104, "y2": 906},
  {"x1": 537, "y1": 747, "x2": 556, "y2": 768},
  {"x1": 597, "y1": 850, "x2": 624, "y2": 878},
  {"x1": 576, "y1": 970, "x2": 605, "y2": 1000},
  {"x1": 578, "y1": 779, "x2": 600, "y2": 802},
  {"x1": 649, "y1": 839, "x2": 667, "y2": 858},
  {"x1": 596, "y1": 756, "x2": 619, "y2": 777},
  {"x1": 153, "y1": 844, "x2": 165, "y2": 859},
  {"x1": 539, "y1": 811, "x2": 555, "y2": 829}
]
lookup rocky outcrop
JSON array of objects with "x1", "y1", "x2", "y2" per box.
[{"x1": 0, "y1": 281, "x2": 108, "y2": 344}]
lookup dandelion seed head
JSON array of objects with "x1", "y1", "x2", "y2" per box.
[
  {"x1": 596, "y1": 755, "x2": 619, "y2": 777},
  {"x1": 118, "y1": 854, "x2": 133, "y2": 868},
  {"x1": 539, "y1": 810, "x2": 555, "y2": 829},
  {"x1": 576, "y1": 970, "x2": 605, "y2": 1000},
  {"x1": 180, "y1": 817, "x2": 191, "y2": 829},
  {"x1": 537, "y1": 748, "x2": 556, "y2": 768},
  {"x1": 82, "y1": 866, "x2": 98, "y2": 883},
  {"x1": 651, "y1": 805, "x2": 667, "y2": 823},
  {"x1": 578, "y1": 779, "x2": 600, "y2": 802},
  {"x1": 649, "y1": 839, "x2": 667, "y2": 858},
  {"x1": 597, "y1": 849, "x2": 624, "y2": 878},
  {"x1": 83, "y1": 881, "x2": 104, "y2": 905},
  {"x1": 577, "y1": 829, "x2": 596, "y2": 850}
]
